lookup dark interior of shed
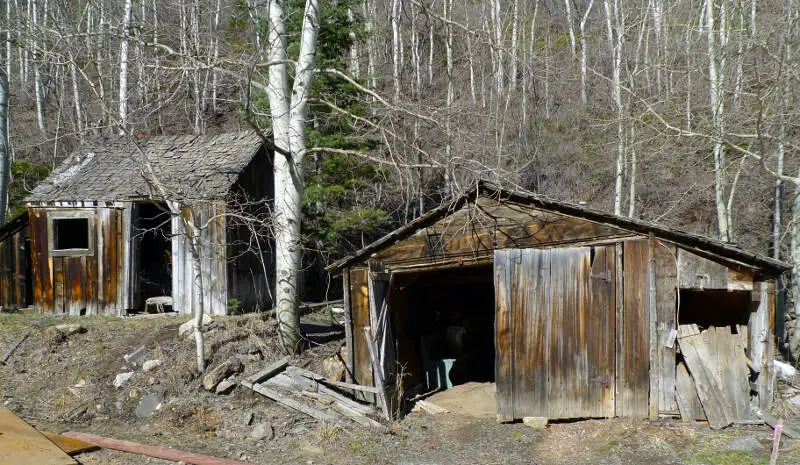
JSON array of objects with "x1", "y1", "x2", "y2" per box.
[
  {"x1": 133, "y1": 202, "x2": 172, "y2": 309},
  {"x1": 391, "y1": 265, "x2": 496, "y2": 395},
  {"x1": 677, "y1": 289, "x2": 753, "y2": 329}
]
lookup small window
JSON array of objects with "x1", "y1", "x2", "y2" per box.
[{"x1": 49, "y1": 213, "x2": 94, "y2": 256}]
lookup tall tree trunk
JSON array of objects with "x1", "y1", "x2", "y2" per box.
[
  {"x1": 707, "y1": 0, "x2": 730, "y2": 241},
  {"x1": 580, "y1": 0, "x2": 595, "y2": 104},
  {"x1": 0, "y1": 73, "x2": 9, "y2": 225},
  {"x1": 119, "y1": 0, "x2": 132, "y2": 134},
  {"x1": 267, "y1": 0, "x2": 320, "y2": 353},
  {"x1": 391, "y1": 0, "x2": 401, "y2": 102},
  {"x1": 32, "y1": 0, "x2": 45, "y2": 132}
]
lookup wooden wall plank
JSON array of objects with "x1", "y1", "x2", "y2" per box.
[
  {"x1": 30, "y1": 209, "x2": 52, "y2": 313},
  {"x1": 653, "y1": 241, "x2": 678, "y2": 413},
  {"x1": 493, "y1": 250, "x2": 514, "y2": 422},
  {"x1": 590, "y1": 245, "x2": 616, "y2": 418},
  {"x1": 517, "y1": 249, "x2": 550, "y2": 419},
  {"x1": 349, "y1": 268, "x2": 373, "y2": 392},
  {"x1": 677, "y1": 249, "x2": 728, "y2": 290},
  {"x1": 621, "y1": 240, "x2": 650, "y2": 418}
]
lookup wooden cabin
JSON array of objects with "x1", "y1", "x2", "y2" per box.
[
  {"x1": 326, "y1": 182, "x2": 790, "y2": 424},
  {"x1": 0, "y1": 212, "x2": 33, "y2": 310},
  {"x1": 11, "y1": 131, "x2": 274, "y2": 316}
]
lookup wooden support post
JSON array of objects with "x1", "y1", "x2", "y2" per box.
[
  {"x1": 648, "y1": 235, "x2": 659, "y2": 420},
  {"x1": 614, "y1": 242, "x2": 624, "y2": 417},
  {"x1": 342, "y1": 270, "x2": 354, "y2": 383}
]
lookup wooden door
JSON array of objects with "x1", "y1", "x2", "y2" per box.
[{"x1": 494, "y1": 246, "x2": 616, "y2": 421}]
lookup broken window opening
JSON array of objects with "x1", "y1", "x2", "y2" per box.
[{"x1": 49, "y1": 213, "x2": 94, "y2": 256}]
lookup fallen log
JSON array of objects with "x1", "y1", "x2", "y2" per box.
[{"x1": 61, "y1": 431, "x2": 255, "y2": 465}]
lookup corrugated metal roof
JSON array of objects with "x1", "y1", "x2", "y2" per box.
[{"x1": 27, "y1": 132, "x2": 265, "y2": 202}]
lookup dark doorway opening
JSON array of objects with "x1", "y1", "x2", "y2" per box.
[
  {"x1": 678, "y1": 289, "x2": 753, "y2": 329},
  {"x1": 391, "y1": 265, "x2": 495, "y2": 395},
  {"x1": 132, "y1": 202, "x2": 172, "y2": 310}
]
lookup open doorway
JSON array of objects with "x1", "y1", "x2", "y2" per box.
[
  {"x1": 391, "y1": 265, "x2": 495, "y2": 396},
  {"x1": 132, "y1": 202, "x2": 172, "y2": 310}
]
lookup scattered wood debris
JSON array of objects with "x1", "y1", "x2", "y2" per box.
[
  {"x1": 0, "y1": 407, "x2": 77, "y2": 465},
  {"x1": 240, "y1": 360, "x2": 386, "y2": 433},
  {"x1": 61, "y1": 431, "x2": 255, "y2": 465},
  {"x1": 0, "y1": 329, "x2": 31, "y2": 364},
  {"x1": 42, "y1": 432, "x2": 100, "y2": 455},
  {"x1": 415, "y1": 400, "x2": 448, "y2": 415}
]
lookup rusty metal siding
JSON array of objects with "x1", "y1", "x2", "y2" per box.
[
  {"x1": 619, "y1": 239, "x2": 651, "y2": 418},
  {"x1": 349, "y1": 268, "x2": 373, "y2": 390},
  {"x1": 495, "y1": 247, "x2": 616, "y2": 421}
]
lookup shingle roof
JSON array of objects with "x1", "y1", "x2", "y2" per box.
[{"x1": 27, "y1": 131, "x2": 265, "y2": 202}]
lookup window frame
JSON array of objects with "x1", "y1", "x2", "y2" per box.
[{"x1": 48, "y1": 211, "x2": 95, "y2": 257}]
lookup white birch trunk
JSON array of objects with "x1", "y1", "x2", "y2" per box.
[
  {"x1": 580, "y1": 0, "x2": 594, "y2": 105},
  {"x1": 707, "y1": 0, "x2": 730, "y2": 241},
  {"x1": 0, "y1": 73, "x2": 9, "y2": 225},
  {"x1": 564, "y1": 0, "x2": 577, "y2": 58},
  {"x1": 509, "y1": 0, "x2": 519, "y2": 92},
  {"x1": 32, "y1": 0, "x2": 45, "y2": 132},
  {"x1": 347, "y1": 7, "x2": 360, "y2": 76},
  {"x1": 119, "y1": 0, "x2": 132, "y2": 134},
  {"x1": 465, "y1": 6, "x2": 476, "y2": 104},
  {"x1": 391, "y1": 0, "x2": 401, "y2": 102}
]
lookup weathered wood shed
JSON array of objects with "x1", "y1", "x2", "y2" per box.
[
  {"x1": 327, "y1": 182, "x2": 790, "y2": 422},
  {"x1": 21, "y1": 131, "x2": 273, "y2": 316}
]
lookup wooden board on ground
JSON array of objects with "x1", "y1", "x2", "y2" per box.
[
  {"x1": 675, "y1": 361, "x2": 706, "y2": 422},
  {"x1": 42, "y1": 432, "x2": 100, "y2": 455},
  {"x1": 678, "y1": 324, "x2": 750, "y2": 429},
  {"x1": 0, "y1": 407, "x2": 77, "y2": 465}
]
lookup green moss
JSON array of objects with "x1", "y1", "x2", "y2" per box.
[{"x1": 683, "y1": 450, "x2": 769, "y2": 465}]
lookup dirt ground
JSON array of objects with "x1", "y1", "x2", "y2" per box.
[{"x1": 2, "y1": 311, "x2": 800, "y2": 465}]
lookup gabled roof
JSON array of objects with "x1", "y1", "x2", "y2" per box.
[
  {"x1": 327, "y1": 181, "x2": 790, "y2": 277},
  {"x1": 27, "y1": 131, "x2": 265, "y2": 202}
]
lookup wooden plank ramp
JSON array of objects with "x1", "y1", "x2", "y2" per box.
[{"x1": 0, "y1": 407, "x2": 77, "y2": 465}]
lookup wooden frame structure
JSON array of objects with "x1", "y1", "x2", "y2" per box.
[{"x1": 327, "y1": 182, "x2": 789, "y2": 421}]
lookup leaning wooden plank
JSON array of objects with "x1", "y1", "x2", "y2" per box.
[
  {"x1": 242, "y1": 356, "x2": 290, "y2": 385},
  {"x1": 43, "y1": 432, "x2": 100, "y2": 455},
  {"x1": 364, "y1": 327, "x2": 392, "y2": 420},
  {"x1": 243, "y1": 382, "x2": 343, "y2": 423},
  {"x1": 285, "y1": 365, "x2": 381, "y2": 394},
  {"x1": 674, "y1": 364, "x2": 696, "y2": 424},
  {"x1": 0, "y1": 329, "x2": 31, "y2": 364},
  {"x1": 678, "y1": 328, "x2": 733, "y2": 429},
  {"x1": 61, "y1": 431, "x2": 254, "y2": 465},
  {"x1": 762, "y1": 412, "x2": 800, "y2": 439},
  {"x1": 331, "y1": 402, "x2": 387, "y2": 432},
  {"x1": 0, "y1": 407, "x2": 77, "y2": 465},
  {"x1": 285, "y1": 369, "x2": 376, "y2": 416}
]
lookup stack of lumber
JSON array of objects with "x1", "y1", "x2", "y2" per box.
[{"x1": 240, "y1": 357, "x2": 386, "y2": 432}]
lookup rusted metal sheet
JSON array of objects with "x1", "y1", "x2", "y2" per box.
[
  {"x1": 620, "y1": 240, "x2": 650, "y2": 418},
  {"x1": 0, "y1": 407, "x2": 77, "y2": 465},
  {"x1": 495, "y1": 247, "x2": 616, "y2": 421},
  {"x1": 349, "y1": 268, "x2": 373, "y2": 392}
]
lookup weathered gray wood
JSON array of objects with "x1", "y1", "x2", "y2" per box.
[
  {"x1": 364, "y1": 327, "x2": 391, "y2": 420},
  {"x1": 677, "y1": 248, "x2": 728, "y2": 290},
  {"x1": 243, "y1": 381, "x2": 342, "y2": 423},
  {"x1": 678, "y1": 325, "x2": 736, "y2": 429},
  {"x1": 243, "y1": 356, "x2": 290, "y2": 385},
  {"x1": 675, "y1": 361, "x2": 705, "y2": 422},
  {"x1": 762, "y1": 412, "x2": 800, "y2": 439},
  {"x1": 342, "y1": 271, "x2": 354, "y2": 384},
  {"x1": 285, "y1": 365, "x2": 381, "y2": 394},
  {"x1": 654, "y1": 241, "x2": 678, "y2": 413},
  {"x1": 648, "y1": 236, "x2": 659, "y2": 420},
  {"x1": 615, "y1": 242, "x2": 624, "y2": 417},
  {"x1": 330, "y1": 402, "x2": 386, "y2": 432}
]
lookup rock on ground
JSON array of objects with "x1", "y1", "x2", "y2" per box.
[
  {"x1": 203, "y1": 357, "x2": 244, "y2": 391},
  {"x1": 114, "y1": 372, "x2": 135, "y2": 389},
  {"x1": 249, "y1": 422, "x2": 274, "y2": 441}
]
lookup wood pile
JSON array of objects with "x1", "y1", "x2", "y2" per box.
[{"x1": 239, "y1": 357, "x2": 387, "y2": 433}]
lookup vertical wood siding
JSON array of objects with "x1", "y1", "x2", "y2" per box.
[
  {"x1": 495, "y1": 246, "x2": 616, "y2": 421},
  {"x1": 653, "y1": 240, "x2": 678, "y2": 413},
  {"x1": 0, "y1": 222, "x2": 31, "y2": 309},
  {"x1": 349, "y1": 268, "x2": 373, "y2": 390},
  {"x1": 171, "y1": 201, "x2": 228, "y2": 315},
  {"x1": 29, "y1": 206, "x2": 126, "y2": 315},
  {"x1": 619, "y1": 239, "x2": 651, "y2": 417}
]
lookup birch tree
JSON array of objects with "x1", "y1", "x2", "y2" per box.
[{"x1": 266, "y1": 0, "x2": 320, "y2": 353}]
